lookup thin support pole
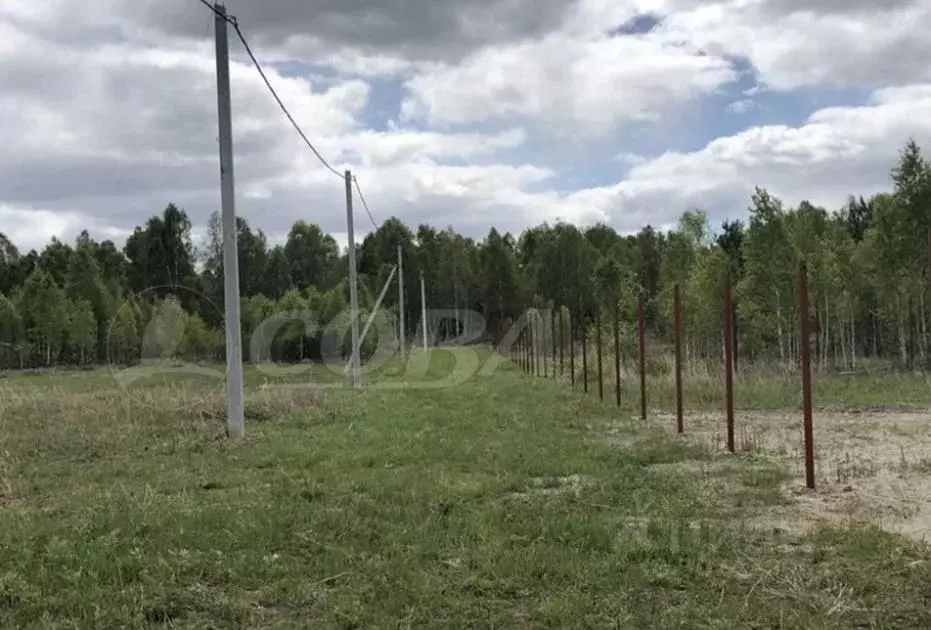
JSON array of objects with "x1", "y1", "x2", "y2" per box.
[
  {"x1": 420, "y1": 272, "x2": 428, "y2": 351},
  {"x1": 799, "y1": 263, "x2": 815, "y2": 490},
  {"x1": 570, "y1": 310, "x2": 576, "y2": 387},
  {"x1": 536, "y1": 313, "x2": 542, "y2": 377},
  {"x1": 638, "y1": 293, "x2": 646, "y2": 420},
  {"x1": 357, "y1": 265, "x2": 397, "y2": 350},
  {"x1": 674, "y1": 284, "x2": 683, "y2": 433},
  {"x1": 551, "y1": 309, "x2": 557, "y2": 378},
  {"x1": 542, "y1": 312, "x2": 548, "y2": 378},
  {"x1": 519, "y1": 327, "x2": 525, "y2": 370},
  {"x1": 596, "y1": 311, "x2": 604, "y2": 401},
  {"x1": 398, "y1": 245, "x2": 406, "y2": 363},
  {"x1": 581, "y1": 308, "x2": 588, "y2": 393},
  {"x1": 732, "y1": 297, "x2": 739, "y2": 375},
  {"x1": 524, "y1": 316, "x2": 529, "y2": 373},
  {"x1": 518, "y1": 325, "x2": 523, "y2": 371},
  {"x1": 614, "y1": 299, "x2": 621, "y2": 407},
  {"x1": 522, "y1": 321, "x2": 528, "y2": 372},
  {"x1": 529, "y1": 313, "x2": 535, "y2": 376},
  {"x1": 559, "y1": 308, "x2": 565, "y2": 377},
  {"x1": 724, "y1": 275, "x2": 735, "y2": 453}
]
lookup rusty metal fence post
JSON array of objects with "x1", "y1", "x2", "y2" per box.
[
  {"x1": 674, "y1": 284, "x2": 683, "y2": 434},
  {"x1": 799, "y1": 263, "x2": 815, "y2": 490},
  {"x1": 724, "y1": 275, "x2": 735, "y2": 453},
  {"x1": 570, "y1": 310, "x2": 576, "y2": 387},
  {"x1": 596, "y1": 311, "x2": 604, "y2": 401},
  {"x1": 638, "y1": 293, "x2": 647, "y2": 420},
  {"x1": 559, "y1": 308, "x2": 565, "y2": 377},
  {"x1": 551, "y1": 309, "x2": 557, "y2": 378},
  {"x1": 530, "y1": 312, "x2": 536, "y2": 376},
  {"x1": 581, "y1": 308, "x2": 588, "y2": 393},
  {"x1": 614, "y1": 299, "x2": 621, "y2": 407},
  {"x1": 525, "y1": 316, "x2": 531, "y2": 374}
]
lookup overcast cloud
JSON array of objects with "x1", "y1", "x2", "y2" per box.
[{"x1": 2, "y1": 0, "x2": 931, "y2": 252}]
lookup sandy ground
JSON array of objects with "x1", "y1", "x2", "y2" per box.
[{"x1": 648, "y1": 409, "x2": 931, "y2": 543}]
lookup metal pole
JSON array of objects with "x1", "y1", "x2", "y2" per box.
[
  {"x1": 524, "y1": 320, "x2": 529, "y2": 372},
  {"x1": 596, "y1": 311, "x2": 604, "y2": 401},
  {"x1": 522, "y1": 326, "x2": 527, "y2": 371},
  {"x1": 515, "y1": 326, "x2": 520, "y2": 367},
  {"x1": 398, "y1": 245, "x2": 406, "y2": 363},
  {"x1": 614, "y1": 299, "x2": 621, "y2": 407},
  {"x1": 638, "y1": 293, "x2": 646, "y2": 420},
  {"x1": 551, "y1": 308, "x2": 557, "y2": 378},
  {"x1": 529, "y1": 313, "x2": 536, "y2": 376},
  {"x1": 345, "y1": 170, "x2": 362, "y2": 389},
  {"x1": 799, "y1": 263, "x2": 815, "y2": 490},
  {"x1": 581, "y1": 308, "x2": 588, "y2": 393},
  {"x1": 521, "y1": 316, "x2": 527, "y2": 372},
  {"x1": 519, "y1": 323, "x2": 524, "y2": 371},
  {"x1": 520, "y1": 326, "x2": 527, "y2": 372},
  {"x1": 420, "y1": 271, "x2": 428, "y2": 351},
  {"x1": 732, "y1": 297, "x2": 739, "y2": 374},
  {"x1": 724, "y1": 275, "x2": 735, "y2": 453},
  {"x1": 674, "y1": 284, "x2": 683, "y2": 433},
  {"x1": 559, "y1": 308, "x2": 565, "y2": 377},
  {"x1": 570, "y1": 310, "x2": 576, "y2": 387},
  {"x1": 214, "y1": 3, "x2": 244, "y2": 438}
]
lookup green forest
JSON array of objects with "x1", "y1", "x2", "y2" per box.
[{"x1": 1, "y1": 139, "x2": 929, "y2": 371}]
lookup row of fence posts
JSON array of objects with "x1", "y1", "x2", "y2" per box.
[{"x1": 510, "y1": 263, "x2": 816, "y2": 490}]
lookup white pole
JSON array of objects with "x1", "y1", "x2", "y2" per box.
[
  {"x1": 214, "y1": 3, "x2": 244, "y2": 438},
  {"x1": 420, "y1": 271, "x2": 428, "y2": 351},
  {"x1": 345, "y1": 170, "x2": 362, "y2": 389},
  {"x1": 358, "y1": 265, "x2": 397, "y2": 350},
  {"x1": 397, "y1": 245, "x2": 406, "y2": 361},
  {"x1": 344, "y1": 264, "x2": 397, "y2": 376}
]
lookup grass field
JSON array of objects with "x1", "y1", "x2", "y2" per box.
[{"x1": 1, "y1": 348, "x2": 931, "y2": 628}]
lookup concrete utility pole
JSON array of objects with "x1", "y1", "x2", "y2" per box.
[
  {"x1": 214, "y1": 2, "x2": 244, "y2": 438},
  {"x1": 420, "y1": 271, "x2": 428, "y2": 351},
  {"x1": 397, "y1": 245, "x2": 406, "y2": 362},
  {"x1": 345, "y1": 170, "x2": 362, "y2": 389}
]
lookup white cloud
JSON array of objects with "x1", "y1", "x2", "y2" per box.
[
  {"x1": 0, "y1": 204, "x2": 131, "y2": 252},
  {"x1": 579, "y1": 83, "x2": 931, "y2": 230},
  {"x1": 0, "y1": 13, "x2": 543, "y2": 245},
  {"x1": 400, "y1": 31, "x2": 737, "y2": 136},
  {"x1": 656, "y1": 0, "x2": 931, "y2": 91},
  {"x1": 2, "y1": 0, "x2": 931, "y2": 258},
  {"x1": 726, "y1": 98, "x2": 757, "y2": 114},
  {"x1": 344, "y1": 128, "x2": 527, "y2": 167}
]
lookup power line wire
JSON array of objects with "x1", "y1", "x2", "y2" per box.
[
  {"x1": 231, "y1": 24, "x2": 344, "y2": 179},
  {"x1": 195, "y1": 0, "x2": 382, "y2": 231},
  {"x1": 196, "y1": 0, "x2": 235, "y2": 24},
  {"x1": 353, "y1": 176, "x2": 380, "y2": 230}
]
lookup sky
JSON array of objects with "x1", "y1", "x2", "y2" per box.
[{"x1": 2, "y1": 0, "x2": 931, "y2": 253}]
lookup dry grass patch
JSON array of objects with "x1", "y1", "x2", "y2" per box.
[{"x1": 643, "y1": 409, "x2": 931, "y2": 543}]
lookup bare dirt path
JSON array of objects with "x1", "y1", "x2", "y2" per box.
[{"x1": 651, "y1": 409, "x2": 931, "y2": 543}]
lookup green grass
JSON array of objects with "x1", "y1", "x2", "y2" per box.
[{"x1": 1, "y1": 349, "x2": 930, "y2": 627}]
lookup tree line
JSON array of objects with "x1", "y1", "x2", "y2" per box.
[{"x1": 0, "y1": 139, "x2": 929, "y2": 371}]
